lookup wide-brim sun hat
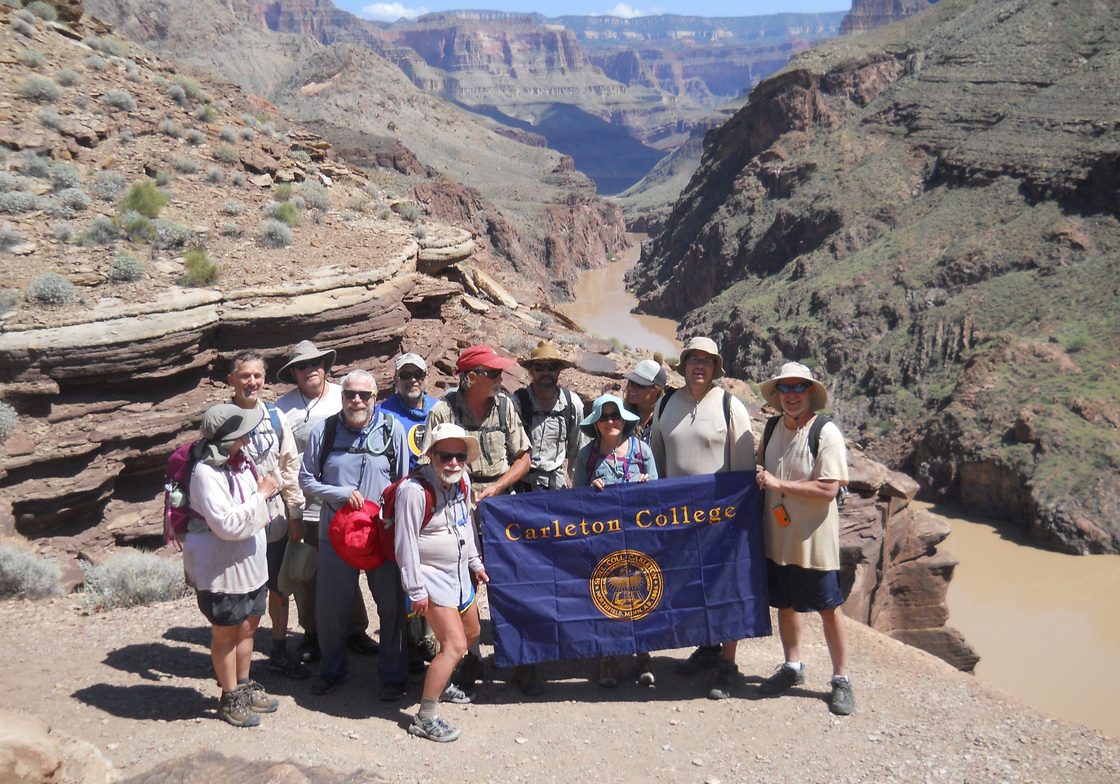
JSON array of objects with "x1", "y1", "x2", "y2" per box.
[
  {"x1": 518, "y1": 340, "x2": 575, "y2": 370},
  {"x1": 625, "y1": 358, "x2": 667, "y2": 388},
  {"x1": 455, "y1": 345, "x2": 517, "y2": 373},
  {"x1": 277, "y1": 539, "x2": 317, "y2": 596},
  {"x1": 760, "y1": 361, "x2": 828, "y2": 411},
  {"x1": 277, "y1": 340, "x2": 336, "y2": 383},
  {"x1": 579, "y1": 393, "x2": 640, "y2": 439},
  {"x1": 422, "y1": 422, "x2": 481, "y2": 465},
  {"x1": 679, "y1": 336, "x2": 725, "y2": 379},
  {"x1": 200, "y1": 404, "x2": 265, "y2": 443}
]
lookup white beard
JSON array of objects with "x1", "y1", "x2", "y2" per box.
[{"x1": 441, "y1": 466, "x2": 464, "y2": 487}]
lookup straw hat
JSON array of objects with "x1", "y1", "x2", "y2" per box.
[{"x1": 518, "y1": 341, "x2": 574, "y2": 370}]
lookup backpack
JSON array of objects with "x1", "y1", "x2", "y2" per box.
[
  {"x1": 514, "y1": 387, "x2": 577, "y2": 442},
  {"x1": 444, "y1": 389, "x2": 513, "y2": 467},
  {"x1": 329, "y1": 471, "x2": 468, "y2": 570},
  {"x1": 264, "y1": 403, "x2": 285, "y2": 451},
  {"x1": 657, "y1": 387, "x2": 734, "y2": 468},
  {"x1": 584, "y1": 435, "x2": 645, "y2": 482},
  {"x1": 163, "y1": 440, "x2": 204, "y2": 549},
  {"x1": 315, "y1": 409, "x2": 399, "y2": 482},
  {"x1": 761, "y1": 414, "x2": 848, "y2": 505}
]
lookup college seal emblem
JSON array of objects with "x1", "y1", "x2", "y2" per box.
[{"x1": 590, "y1": 549, "x2": 664, "y2": 621}]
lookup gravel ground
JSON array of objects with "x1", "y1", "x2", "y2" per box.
[{"x1": 1, "y1": 589, "x2": 1117, "y2": 783}]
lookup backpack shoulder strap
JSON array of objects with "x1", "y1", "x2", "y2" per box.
[
  {"x1": 514, "y1": 388, "x2": 533, "y2": 433},
  {"x1": 562, "y1": 388, "x2": 576, "y2": 436},
  {"x1": 722, "y1": 390, "x2": 732, "y2": 470},
  {"x1": 657, "y1": 387, "x2": 677, "y2": 418},
  {"x1": 266, "y1": 402, "x2": 284, "y2": 450},
  {"x1": 316, "y1": 413, "x2": 340, "y2": 480},
  {"x1": 808, "y1": 415, "x2": 830, "y2": 460},
  {"x1": 762, "y1": 415, "x2": 781, "y2": 456}
]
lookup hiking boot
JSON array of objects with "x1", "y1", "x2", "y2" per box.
[
  {"x1": 829, "y1": 677, "x2": 855, "y2": 716},
  {"x1": 297, "y1": 633, "x2": 320, "y2": 664},
  {"x1": 408, "y1": 714, "x2": 461, "y2": 743},
  {"x1": 269, "y1": 647, "x2": 310, "y2": 680},
  {"x1": 454, "y1": 652, "x2": 484, "y2": 692},
  {"x1": 708, "y1": 660, "x2": 740, "y2": 700},
  {"x1": 513, "y1": 664, "x2": 544, "y2": 696},
  {"x1": 379, "y1": 681, "x2": 407, "y2": 702},
  {"x1": 347, "y1": 631, "x2": 380, "y2": 656},
  {"x1": 217, "y1": 689, "x2": 260, "y2": 728},
  {"x1": 635, "y1": 653, "x2": 655, "y2": 687},
  {"x1": 598, "y1": 656, "x2": 618, "y2": 688},
  {"x1": 675, "y1": 644, "x2": 721, "y2": 675},
  {"x1": 310, "y1": 671, "x2": 348, "y2": 696},
  {"x1": 238, "y1": 680, "x2": 279, "y2": 713},
  {"x1": 758, "y1": 663, "x2": 805, "y2": 696},
  {"x1": 440, "y1": 682, "x2": 473, "y2": 704}
]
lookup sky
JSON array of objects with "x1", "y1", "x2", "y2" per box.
[{"x1": 335, "y1": 1, "x2": 851, "y2": 24}]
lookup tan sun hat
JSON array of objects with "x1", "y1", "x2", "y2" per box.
[
  {"x1": 518, "y1": 340, "x2": 574, "y2": 370},
  {"x1": 277, "y1": 539, "x2": 317, "y2": 596},
  {"x1": 277, "y1": 340, "x2": 336, "y2": 383},
  {"x1": 679, "y1": 336, "x2": 725, "y2": 379},
  {"x1": 760, "y1": 361, "x2": 828, "y2": 411},
  {"x1": 422, "y1": 422, "x2": 481, "y2": 465}
]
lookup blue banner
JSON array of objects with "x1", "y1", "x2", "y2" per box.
[{"x1": 478, "y1": 471, "x2": 770, "y2": 668}]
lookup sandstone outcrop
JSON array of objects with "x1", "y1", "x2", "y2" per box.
[
  {"x1": 840, "y1": 0, "x2": 936, "y2": 35},
  {"x1": 633, "y1": 0, "x2": 1120, "y2": 554}
]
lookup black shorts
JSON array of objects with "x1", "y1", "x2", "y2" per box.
[
  {"x1": 766, "y1": 559, "x2": 844, "y2": 613},
  {"x1": 266, "y1": 536, "x2": 287, "y2": 593},
  {"x1": 196, "y1": 585, "x2": 267, "y2": 627}
]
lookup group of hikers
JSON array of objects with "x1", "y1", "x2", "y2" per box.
[{"x1": 179, "y1": 334, "x2": 852, "y2": 741}]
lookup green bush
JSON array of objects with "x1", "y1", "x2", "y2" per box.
[
  {"x1": 259, "y1": 218, "x2": 292, "y2": 248},
  {"x1": 109, "y1": 251, "x2": 144, "y2": 282},
  {"x1": 266, "y1": 200, "x2": 300, "y2": 227},
  {"x1": 79, "y1": 552, "x2": 188, "y2": 610},
  {"x1": 120, "y1": 210, "x2": 153, "y2": 242},
  {"x1": 17, "y1": 75, "x2": 59, "y2": 102},
  {"x1": 274, "y1": 183, "x2": 293, "y2": 201},
  {"x1": 56, "y1": 68, "x2": 82, "y2": 86},
  {"x1": 153, "y1": 170, "x2": 172, "y2": 187},
  {"x1": 181, "y1": 247, "x2": 219, "y2": 286},
  {"x1": 171, "y1": 75, "x2": 207, "y2": 102},
  {"x1": 100, "y1": 89, "x2": 135, "y2": 112},
  {"x1": 120, "y1": 180, "x2": 168, "y2": 218},
  {"x1": 0, "y1": 400, "x2": 16, "y2": 440},
  {"x1": 0, "y1": 542, "x2": 62, "y2": 599},
  {"x1": 26, "y1": 273, "x2": 75, "y2": 305},
  {"x1": 195, "y1": 105, "x2": 217, "y2": 123},
  {"x1": 213, "y1": 145, "x2": 239, "y2": 164},
  {"x1": 290, "y1": 149, "x2": 311, "y2": 163}
]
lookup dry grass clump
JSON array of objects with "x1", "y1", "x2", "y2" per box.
[
  {"x1": 0, "y1": 542, "x2": 63, "y2": 599},
  {"x1": 79, "y1": 551, "x2": 189, "y2": 610}
]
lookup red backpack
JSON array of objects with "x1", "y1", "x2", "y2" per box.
[{"x1": 163, "y1": 440, "x2": 205, "y2": 550}]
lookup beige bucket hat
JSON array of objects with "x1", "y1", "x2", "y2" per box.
[
  {"x1": 422, "y1": 422, "x2": 482, "y2": 465},
  {"x1": 277, "y1": 340, "x2": 337, "y2": 383},
  {"x1": 679, "y1": 337, "x2": 725, "y2": 379},
  {"x1": 760, "y1": 361, "x2": 828, "y2": 411}
]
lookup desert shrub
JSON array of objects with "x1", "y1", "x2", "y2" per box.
[
  {"x1": 90, "y1": 170, "x2": 126, "y2": 202},
  {"x1": 79, "y1": 552, "x2": 188, "y2": 610},
  {"x1": 555, "y1": 333, "x2": 588, "y2": 348},
  {"x1": 172, "y1": 156, "x2": 198, "y2": 174},
  {"x1": 221, "y1": 199, "x2": 243, "y2": 215},
  {"x1": 79, "y1": 214, "x2": 120, "y2": 245},
  {"x1": 120, "y1": 180, "x2": 168, "y2": 218},
  {"x1": 0, "y1": 192, "x2": 39, "y2": 214},
  {"x1": 83, "y1": 54, "x2": 108, "y2": 71},
  {"x1": 48, "y1": 220, "x2": 74, "y2": 241},
  {"x1": 83, "y1": 35, "x2": 127, "y2": 57},
  {"x1": 213, "y1": 145, "x2": 239, "y2": 164},
  {"x1": 218, "y1": 126, "x2": 237, "y2": 144},
  {"x1": 47, "y1": 187, "x2": 90, "y2": 216},
  {"x1": 14, "y1": 7, "x2": 34, "y2": 20},
  {"x1": 26, "y1": 1, "x2": 56, "y2": 19},
  {"x1": 166, "y1": 83, "x2": 188, "y2": 107},
  {"x1": 120, "y1": 210, "x2": 152, "y2": 242},
  {"x1": 265, "y1": 200, "x2": 300, "y2": 227},
  {"x1": 49, "y1": 162, "x2": 80, "y2": 190},
  {"x1": 274, "y1": 183, "x2": 293, "y2": 201},
  {"x1": 397, "y1": 202, "x2": 420, "y2": 222},
  {"x1": 26, "y1": 273, "x2": 75, "y2": 305},
  {"x1": 205, "y1": 166, "x2": 223, "y2": 184},
  {"x1": 124, "y1": 60, "x2": 141, "y2": 83},
  {"x1": 219, "y1": 222, "x2": 242, "y2": 238},
  {"x1": 171, "y1": 75, "x2": 207, "y2": 102},
  {"x1": 258, "y1": 218, "x2": 292, "y2": 248},
  {"x1": 290, "y1": 149, "x2": 311, "y2": 163},
  {"x1": 0, "y1": 542, "x2": 62, "y2": 599},
  {"x1": 108, "y1": 251, "x2": 144, "y2": 281},
  {"x1": 0, "y1": 289, "x2": 17, "y2": 315},
  {"x1": 239, "y1": 127, "x2": 256, "y2": 141},
  {"x1": 36, "y1": 106, "x2": 61, "y2": 129},
  {"x1": 13, "y1": 18, "x2": 34, "y2": 37},
  {"x1": 195, "y1": 104, "x2": 217, "y2": 123},
  {"x1": 0, "y1": 173, "x2": 30, "y2": 192},
  {"x1": 180, "y1": 247, "x2": 218, "y2": 285},
  {"x1": 0, "y1": 222, "x2": 23, "y2": 251},
  {"x1": 230, "y1": 171, "x2": 244, "y2": 187},
  {"x1": 153, "y1": 170, "x2": 172, "y2": 186},
  {"x1": 118, "y1": 128, "x2": 133, "y2": 144},
  {"x1": 55, "y1": 67, "x2": 81, "y2": 86},
  {"x1": 100, "y1": 89, "x2": 135, "y2": 112},
  {"x1": 153, "y1": 219, "x2": 195, "y2": 249},
  {"x1": 1060, "y1": 328, "x2": 1090, "y2": 353},
  {"x1": 158, "y1": 118, "x2": 182, "y2": 138},
  {"x1": 184, "y1": 128, "x2": 204, "y2": 146},
  {"x1": 301, "y1": 182, "x2": 330, "y2": 211},
  {"x1": 414, "y1": 224, "x2": 428, "y2": 240},
  {"x1": 0, "y1": 400, "x2": 17, "y2": 439},
  {"x1": 288, "y1": 195, "x2": 305, "y2": 211},
  {"x1": 19, "y1": 150, "x2": 50, "y2": 178},
  {"x1": 240, "y1": 112, "x2": 258, "y2": 127},
  {"x1": 16, "y1": 75, "x2": 59, "y2": 102},
  {"x1": 20, "y1": 49, "x2": 46, "y2": 68},
  {"x1": 378, "y1": 207, "x2": 391, "y2": 221}
]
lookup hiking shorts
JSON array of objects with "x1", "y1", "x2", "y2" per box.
[
  {"x1": 266, "y1": 536, "x2": 288, "y2": 592},
  {"x1": 196, "y1": 585, "x2": 267, "y2": 627},
  {"x1": 766, "y1": 559, "x2": 844, "y2": 613}
]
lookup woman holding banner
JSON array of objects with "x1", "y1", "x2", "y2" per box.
[{"x1": 574, "y1": 394, "x2": 658, "y2": 687}]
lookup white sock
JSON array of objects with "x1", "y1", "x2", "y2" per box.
[
  {"x1": 832, "y1": 674, "x2": 849, "y2": 685},
  {"x1": 785, "y1": 661, "x2": 803, "y2": 671}
]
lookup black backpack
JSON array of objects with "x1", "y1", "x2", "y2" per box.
[
  {"x1": 315, "y1": 410, "x2": 400, "y2": 482},
  {"x1": 761, "y1": 414, "x2": 848, "y2": 505},
  {"x1": 514, "y1": 387, "x2": 577, "y2": 441}
]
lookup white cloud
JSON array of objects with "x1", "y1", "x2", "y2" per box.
[
  {"x1": 359, "y1": 3, "x2": 429, "y2": 22},
  {"x1": 605, "y1": 4, "x2": 649, "y2": 18}
]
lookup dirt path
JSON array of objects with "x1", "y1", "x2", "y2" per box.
[{"x1": 1, "y1": 591, "x2": 1117, "y2": 783}]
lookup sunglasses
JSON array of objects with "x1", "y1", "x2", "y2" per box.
[
  {"x1": 342, "y1": 389, "x2": 373, "y2": 401},
  {"x1": 397, "y1": 371, "x2": 425, "y2": 381},
  {"x1": 776, "y1": 382, "x2": 811, "y2": 394},
  {"x1": 471, "y1": 368, "x2": 502, "y2": 379},
  {"x1": 433, "y1": 450, "x2": 468, "y2": 463},
  {"x1": 292, "y1": 358, "x2": 323, "y2": 371},
  {"x1": 599, "y1": 411, "x2": 622, "y2": 422},
  {"x1": 531, "y1": 362, "x2": 562, "y2": 372}
]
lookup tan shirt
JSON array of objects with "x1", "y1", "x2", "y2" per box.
[
  {"x1": 759, "y1": 417, "x2": 848, "y2": 570},
  {"x1": 650, "y1": 386, "x2": 755, "y2": 477},
  {"x1": 423, "y1": 391, "x2": 530, "y2": 482}
]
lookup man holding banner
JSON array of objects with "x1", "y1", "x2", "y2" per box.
[{"x1": 650, "y1": 337, "x2": 757, "y2": 699}]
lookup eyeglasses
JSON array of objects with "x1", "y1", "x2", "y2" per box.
[
  {"x1": 531, "y1": 362, "x2": 562, "y2": 372},
  {"x1": 433, "y1": 450, "x2": 468, "y2": 463},
  {"x1": 599, "y1": 411, "x2": 622, "y2": 422},
  {"x1": 343, "y1": 389, "x2": 373, "y2": 401},
  {"x1": 685, "y1": 356, "x2": 715, "y2": 366},
  {"x1": 292, "y1": 358, "x2": 323, "y2": 371},
  {"x1": 471, "y1": 368, "x2": 502, "y2": 379},
  {"x1": 776, "y1": 382, "x2": 811, "y2": 394},
  {"x1": 397, "y1": 371, "x2": 425, "y2": 381}
]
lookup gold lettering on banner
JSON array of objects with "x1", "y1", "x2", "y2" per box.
[{"x1": 505, "y1": 503, "x2": 734, "y2": 542}]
